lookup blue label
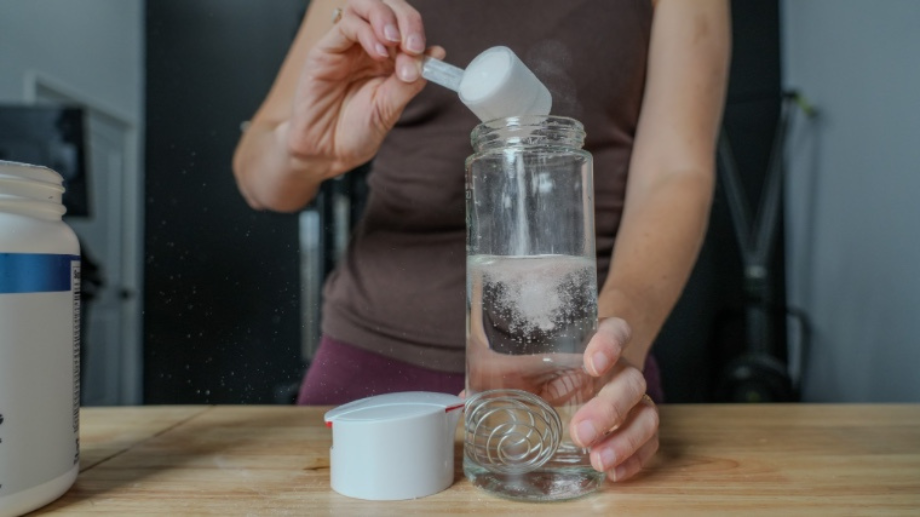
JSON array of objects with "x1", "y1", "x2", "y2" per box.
[{"x1": 0, "y1": 253, "x2": 80, "y2": 294}]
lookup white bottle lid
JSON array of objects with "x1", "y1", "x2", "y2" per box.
[{"x1": 323, "y1": 391, "x2": 464, "y2": 501}]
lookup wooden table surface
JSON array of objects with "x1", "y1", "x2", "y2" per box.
[{"x1": 33, "y1": 404, "x2": 920, "y2": 516}]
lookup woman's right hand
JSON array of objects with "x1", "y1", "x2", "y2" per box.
[
  {"x1": 284, "y1": 0, "x2": 442, "y2": 179},
  {"x1": 233, "y1": 0, "x2": 441, "y2": 211}
]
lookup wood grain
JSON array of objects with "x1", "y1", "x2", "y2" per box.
[{"x1": 33, "y1": 404, "x2": 920, "y2": 516}]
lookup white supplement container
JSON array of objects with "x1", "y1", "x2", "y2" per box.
[{"x1": 0, "y1": 161, "x2": 80, "y2": 517}]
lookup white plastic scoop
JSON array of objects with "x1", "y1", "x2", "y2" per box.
[{"x1": 422, "y1": 46, "x2": 552, "y2": 122}]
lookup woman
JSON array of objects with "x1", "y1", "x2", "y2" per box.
[{"x1": 233, "y1": 0, "x2": 729, "y2": 482}]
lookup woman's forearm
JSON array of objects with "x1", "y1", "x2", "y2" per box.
[
  {"x1": 232, "y1": 120, "x2": 330, "y2": 212},
  {"x1": 231, "y1": 0, "x2": 344, "y2": 213},
  {"x1": 600, "y1": 0, "x2": 730, "y2": 369},
  {"x1": 598, "y1": 166, "x2": 714, "y2": 368}
]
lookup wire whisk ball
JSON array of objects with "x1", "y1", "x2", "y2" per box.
[{"x1": 464, "y1": 389, "x2": 563, "y2": 474}]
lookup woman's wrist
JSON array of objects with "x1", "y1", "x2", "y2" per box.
[
  {"x1": 233, "y1": 121, "x2": 332, "y2": 212},
  {"x1": 276, "y1": 121, "x2": 338, "y2": 182}
]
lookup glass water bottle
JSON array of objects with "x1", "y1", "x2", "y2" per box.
[{"x1": 464, "y1": 116, "x2": 603, "y2": 500}]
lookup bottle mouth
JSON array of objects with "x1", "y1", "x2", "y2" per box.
[
  {"x1": 0, "y1": 160, "x2": 65, "y2": 186},
  {"x1": 471, "y1": 115, "x2": 586, "y2": 152},
  {"x1": 0, "y1": 160, "x2": 66, "y2": 217}
]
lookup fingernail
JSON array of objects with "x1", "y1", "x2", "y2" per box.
[
  {"x1": 591, "y1": 351, "x2": 610, "y2": 375},
  {"x1": 613, "y1": 464, "x2": 627, "y2": 482},
  {"x1": 384, "y1": 24, "x2": 400, "y2": 42},
  {"x1": 375, "y1": 43, "x2": 389, "y2": 57},
  {"x1": 406, "y1": 34, "x2": 424, "y2": 53},
  {"x1": 594, "y1": 447, "x2": 617, "y2": 472},
  {"x1": 576, "y1": 420, "x2": 598, "y2": 446},
  {"x1": 398, "y1": 62, "x2": 419, "y2": 82}
]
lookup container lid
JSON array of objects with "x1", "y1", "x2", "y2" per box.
[{"x1": 324, "y1": 392, "x2": 464, "y2": 501}]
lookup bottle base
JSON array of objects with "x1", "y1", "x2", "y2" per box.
[
  {"x1": 464, "y1": 457, "x2": 604, "y2": 502},
  {"x1": 0, "y1": 464, "x2": 78, "y2": 517}
]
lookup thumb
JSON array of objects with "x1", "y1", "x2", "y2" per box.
[{"x1": 584, "y1": 317, "x2": 630, "y2": 377}]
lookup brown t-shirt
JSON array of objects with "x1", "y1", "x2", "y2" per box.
[{"x1": 322, "y1": 0, "x2": 653, "y2": 372}]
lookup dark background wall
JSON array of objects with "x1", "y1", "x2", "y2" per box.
[
  {"x1": 654, "y1": 0, "x2": 786, "y2": 402},
  {"x1": 144, "y1": 0, "x2": 307, "y2": 403},
  {"x1": 143, "y1": 0, "x2": 785, "y2": 404}
]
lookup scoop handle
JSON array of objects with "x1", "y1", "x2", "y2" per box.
[{"x1": 421, "y1": 56, "x2": 463, "y2": 92}]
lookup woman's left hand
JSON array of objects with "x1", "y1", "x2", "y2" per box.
[{"x1": 570, "y1": 317, "x2": 660, "y2": 482}]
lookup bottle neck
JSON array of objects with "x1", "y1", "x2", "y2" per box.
[
  {"x1": 0, "y1": 161, "x2": 67, "y2": 221},
  {"x1": 470, "y1": 115, "x2": 586, "y2": 153}
]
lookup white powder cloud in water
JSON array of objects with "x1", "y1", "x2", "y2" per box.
[{"x1": 480, "y1": 255, "x2": 594, "y2": 336}]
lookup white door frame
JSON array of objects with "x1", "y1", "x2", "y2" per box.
[{"x1": 23, "y1": 70, "x2": 144, "y2": 405}]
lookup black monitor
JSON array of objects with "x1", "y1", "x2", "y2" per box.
[{"x1": 0, "y1": 105, "x2": 89, "y2": 217}]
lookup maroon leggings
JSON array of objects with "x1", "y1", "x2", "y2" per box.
[{"x1": 297, "y1": 335, "x2": 664, "y2": 405}]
